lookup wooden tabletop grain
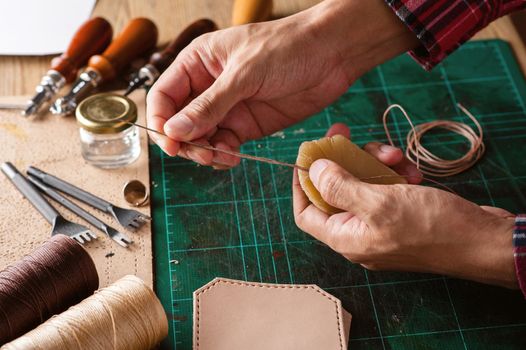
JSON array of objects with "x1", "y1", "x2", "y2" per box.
[{"x1": 0, "y1": 0, "x2": 524, "y2": 97}]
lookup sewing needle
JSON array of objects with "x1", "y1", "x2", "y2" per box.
[{"x1": 125, "y1": 121, "x2": 309, "y2": 171}]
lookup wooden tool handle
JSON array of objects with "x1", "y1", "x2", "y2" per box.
[
  {"x1": 88, "y1": 18, "x2": 158, "y2": 82},
  {"x1": 149, "y1": 18, "x2": 217, "y2": 73},
  {"x1": 232, "y1": 0, "x2": 273, "y2": 26},
  {"x1": 50, "y1": 17, "x2": 112, "y2": 83}
]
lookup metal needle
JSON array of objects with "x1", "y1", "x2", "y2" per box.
[{"x1": 126, "y1": 121, "x2": 308, "y2": 171}]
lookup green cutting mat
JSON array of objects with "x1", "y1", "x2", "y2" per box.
[{"x1": 150, "y1": 40, "x2": 526, "y2": 350}]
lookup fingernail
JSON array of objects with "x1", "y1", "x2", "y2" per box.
[
  {"x1": 309, "y1": 160, "x2": 329, "y2": 186},
  {"x1": 148, "y1": 133, "x2": 159, "y2": 144},
  {"x1": 158, "y1": 139, "x2": 176, "y2": 157},
  {"x1": 189, "y1": 146, "x2": 215, "y2": 165},
  {"x1": 380, "y1": 144, "x2": 398, "y2": 153},
  {"x1": 165, "y1": 114, "x2": 193, "y2": 137},
  {"x1": 187, "y1": 148, "x2": 203, "y2": 163}
]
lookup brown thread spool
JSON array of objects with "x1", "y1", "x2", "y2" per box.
[
  {"x1": 2, "y1": 275, "x2": 168, "y2": 350},
  {"x1": 0, "y1": 234, "x2": 98, "y2": 344}
]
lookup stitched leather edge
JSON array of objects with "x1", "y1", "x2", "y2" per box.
[{"x1": 194, "y1": 277, "x2": 348, "y2": 349}]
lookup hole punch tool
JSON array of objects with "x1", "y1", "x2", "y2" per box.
[
  {"x1": 1, "y1": 162, "x2": 97, "y2": 245},
  {"x1": 27, "y1": 166, "x2": 151, "y2": 231},
  {"x1": 28, "y1": 176, "x2": 133, "y2": 248}
]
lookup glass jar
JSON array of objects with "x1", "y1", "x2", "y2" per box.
[{"x1": 76, "y1": 93, "x2": 140, "y2": 169}]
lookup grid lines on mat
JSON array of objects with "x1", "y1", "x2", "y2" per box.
[{"x1": 151, "y1": 40, "x2": 526, "y2": 349}]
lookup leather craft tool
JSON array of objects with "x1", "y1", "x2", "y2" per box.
[
  {"x1": 28, "y1": 176, "x2": 133, "y2": 248},
  {"x1": 128, "y1": 121, "x2": 309, "y2": 171},
  {"x1": 23, "y1": 17, "x2": 113, "y2": 117},
  {"x1": 122, "y1": 179, "x2": 149, "y2": 207},
  {"x1": 124, "y1": 18, "x2": 217, "y2": 96},
  {"x1": 51, "y1": 18, "x2": 158, "y2": 116},
  {"x1": 27, "y1": 166, "x2": 151, "y2": 231},
  {"x1": 1, "y1": 162, "x2": 97, "y2": 244},
  {"x1": 232, "y1": 0, "x2": 273, "y2": 26}
]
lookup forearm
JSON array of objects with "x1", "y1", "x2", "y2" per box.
[{"x1": 296, "y1": 0, "x2": 420, "y2": 81}]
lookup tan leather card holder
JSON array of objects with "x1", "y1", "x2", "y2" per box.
[{"x1": 193, "y1": 278, "x2": 351, "y2": 350}]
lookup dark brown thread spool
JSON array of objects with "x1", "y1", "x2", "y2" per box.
[{"x1": 0, "y1": 234, "x2": 98, "y2": 344}]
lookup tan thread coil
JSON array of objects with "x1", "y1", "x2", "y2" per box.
[
  {"x1": 1, "y1": 275, "x2": 168, "y2": 350},
  {"x1": 383, "y1": 103, "x2": 485, "y2": 177}
]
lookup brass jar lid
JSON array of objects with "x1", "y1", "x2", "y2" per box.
[{"x1": 76, "y1": 93, "x2": 137, "y2": 134}]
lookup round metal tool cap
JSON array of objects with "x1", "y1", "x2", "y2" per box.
[
  {"x1": 123, "y1": 179, "x2": 149, "y2": 207},
  {"x1": 76, "y1": 93, "x2": 137, "y2": 134}
]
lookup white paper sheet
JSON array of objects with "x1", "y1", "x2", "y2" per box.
[{"x1": 0, "y1": 0, "x2": 96, "y2": 56}]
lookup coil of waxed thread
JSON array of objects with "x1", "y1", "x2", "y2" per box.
[
  {"x1": 0, "y1": 234, "x2": 98, "y2": 344},
  {"x1": 2, "y1": 275, "x2": 168, "y2": 350},
  {"x1": 382, "y1": 103, "x2": 485, "y2": 177}
]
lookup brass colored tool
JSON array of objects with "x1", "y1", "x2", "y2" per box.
[
  {"x1": 125, "y1": 18, "x2": 217, "y2": 96},
  {"x1": 122, "y1": 180, "x2": 149, "y2": 207},
  {"x1": 232, "y1": 0, "x2": 273, "y2": 26},
  {"x1": 128, "y1": 121, "x2": 308, "y2": 171},
  {"x1": 24, "y1": 18, "x2": 113, "y2": 117},
  {"x1": 51, "y1": 18, "x2": 158, "y2": 116}
]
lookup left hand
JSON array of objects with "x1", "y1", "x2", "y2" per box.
[{"x1": 293, "y1": 124, "x2": 518, "y2": 288}]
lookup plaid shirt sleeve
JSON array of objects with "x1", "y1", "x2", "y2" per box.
[
  {"x1": 514, "y1": 215, "x2": 526, "y2": 298},
  {"x1": 385, "y1": 0, "x2": 526, "y2": 70}
]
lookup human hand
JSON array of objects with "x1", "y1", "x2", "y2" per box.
[
  {"x1": 147, "y1": 0, "x2": 418, "y2": 168},
  {"x1": 293, "y1": 124, "x2": 518, "y2": 288}
]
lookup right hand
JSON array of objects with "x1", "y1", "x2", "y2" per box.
[
  {"x1": 147, "y1": 16, "x2": 351, "y2": 168},
  {"x1": 293, "y1": 124, "x2": 517, "y2": 288},
  {"x1": 146, "y1": 0, "x2": 419, "y2": 168}
]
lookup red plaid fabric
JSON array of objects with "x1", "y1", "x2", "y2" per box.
[
  {"x1": 385, "y1": 0, "x2": 526, "y2": 70},
  {"x1": 515, "y1": 215, "x2": 526, "y2": 298}
]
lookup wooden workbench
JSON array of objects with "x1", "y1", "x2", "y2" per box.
[{"x1": 0, "y1": 0, "x2": 524, "y2": 97}]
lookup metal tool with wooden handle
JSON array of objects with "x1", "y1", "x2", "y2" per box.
[
  {"x1": 23, "y1": 17, "x2": 113, "y2": 116},
  {"x1": 232, "y1": 0, "x2": 273, "y2": 26},
  {"x1": 125, "y1": 18, "x2": 217, "y2": 96},
  {"x1": 50, "y1": 18, "x2": 158, "y2": 116}
]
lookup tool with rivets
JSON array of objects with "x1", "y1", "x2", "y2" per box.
[
  {"x1": 23, "y1": 17, "x2": 113, "y2": 117},
  {"x1": 50, "y1": 18, "x2": 158, "y2": 116},
  {"x1": 125, "y1": 18, "x2": 217, "y2": 96}
]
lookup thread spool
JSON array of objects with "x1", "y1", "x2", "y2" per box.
[
  {"x1": 0, "y1": 234, "x2": 98, "y2": 344},
  {"x1": 2, "y1": 275, "x2": 168, "y2": 350}
]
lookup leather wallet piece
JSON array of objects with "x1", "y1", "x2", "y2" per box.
[{"x1": 193, "y1": 278, "x2": 352, "y2": 350}]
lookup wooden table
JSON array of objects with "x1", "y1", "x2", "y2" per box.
[{"x1": 0, "y1": 1, "x2": 524, "y2": 97}]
